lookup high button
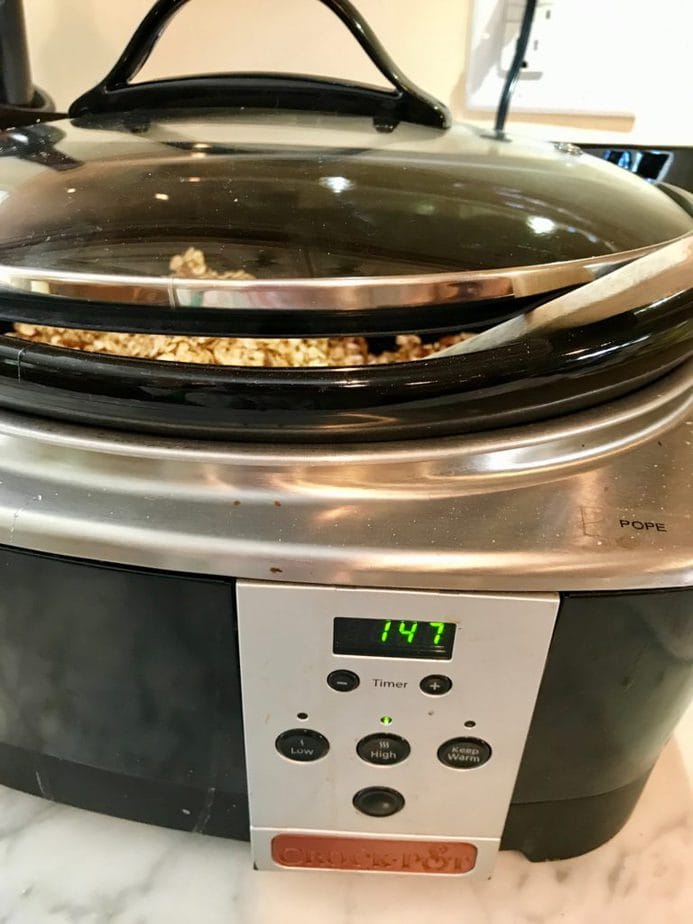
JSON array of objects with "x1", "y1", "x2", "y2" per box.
[{"x1": 357, "y1": 733, "x2": 411, "y2": 766}]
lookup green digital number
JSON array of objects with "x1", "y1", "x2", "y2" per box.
[
  {"x1": 430, "y1": 622, "x2": 445, "y2": 645},
  {"x1": 398, "y1": 621, "x2": 419, "y2": 644},
  {"x1": 380, "y1": 620, "x2": 392, "y2": 643}
]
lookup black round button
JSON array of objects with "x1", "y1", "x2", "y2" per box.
[
  {"x1": 420, "y1": 674, "x2": 453, "y2": 696},
  {"x1": 438, "y1": 737, "x2": 492, "y2": 769},
  {"x1": 353, "y1": 787, "x2": 405, "y2": 817},
  {"x1": 327, "y1": 669, "x2": 360, "y2": 692},
  {"x1": 357, "y1": 733, "x2": 411, "y2": 766},
  {"x1": 276, "y1": 729, "x2": 329, "y2": 762}
]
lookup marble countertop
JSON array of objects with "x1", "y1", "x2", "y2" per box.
[{"x1": 1, "y1": 704, "x2": 691, "y2": 924}]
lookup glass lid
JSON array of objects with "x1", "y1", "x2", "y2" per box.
[
  {"x1": 0, "y1": 112, "x2": 691, "y2": 329},
  {"x1": 0, "y1": 0, "x2": 690, "y2": 442},
  {"x1": 0, "y1": 0, "x2": 690, "y2": 336}
]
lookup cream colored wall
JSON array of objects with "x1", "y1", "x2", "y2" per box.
[{"x1": 21, "y1": 0, "x2": 691, "y2": 144}]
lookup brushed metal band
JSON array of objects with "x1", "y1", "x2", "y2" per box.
[
  {"x1": 0, "y1": 236, "x2": 688, "y2": 314},
  {"x1": 0, "y1": 361, "x2": 690, "y2": 592}
]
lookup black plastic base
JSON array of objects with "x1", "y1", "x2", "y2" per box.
[
  {"x1": 501, "y1": 772, "x2": 651, "y2": 861},
  {"x1": 0, "y1": 740, "x2": 651, "y2": 862},
  {"x1": 0, "y1": 742, "x2": 249, "y2": 840},
  {"x1": 1, "y1": 546, "x2": 690, "y2": 866}
]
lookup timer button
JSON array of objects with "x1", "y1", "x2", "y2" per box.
[
  {"x1": 276, "y1": 729, "x2": 329, "y2": 762},
  {"x1": 357, "y1": 733, "x2": 411, "y2": 766},
  {"x1": 353, "y1": 786, "x2": 405, "y2": 817},
  {"x1": 327, "y1": 669, "x2": 360, "y2": 692},
  {"x1": 438, "y1": 737, "x2": 492, "y2": 770},
  {"x1": 420, "y1": 674, "x2": 453, "y2": 696}
]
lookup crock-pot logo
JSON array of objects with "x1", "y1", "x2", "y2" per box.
[{"x1": 271, "y1": 835, "x2": 477, "y2": 874}]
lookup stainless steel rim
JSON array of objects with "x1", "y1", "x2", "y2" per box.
[
  {"x1": 0, "y1": 362, "x2": 689, "y2": 593},
  {"x1": 1, "y1": 234, "x2": 690, "y2": 312}
]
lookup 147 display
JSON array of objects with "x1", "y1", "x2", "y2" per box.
[{"x1": 333, "y1": 617, "x2": 456, "y2": 659}]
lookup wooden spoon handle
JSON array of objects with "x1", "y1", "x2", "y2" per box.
[{"x1": 436, "y1": 234, "x2": 693, "y2": 358}]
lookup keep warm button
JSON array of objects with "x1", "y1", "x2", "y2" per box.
[
  {"x1": 438, "y1": 737, "x2": 492, "y2": 769},
  {"x1": 276, "y1": 729, "x2": 329, "y2": 762}
]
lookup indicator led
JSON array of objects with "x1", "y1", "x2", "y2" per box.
[{"x1": 380, "y1": 716, "x2": 393, "y2": 726}]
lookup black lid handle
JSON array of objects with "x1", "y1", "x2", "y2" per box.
[{"x1": 69, "y1": 0, "x2": 450, "y2": 129}]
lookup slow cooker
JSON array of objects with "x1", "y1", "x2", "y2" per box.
[{"x1": 0, "y1": 0, "x2": 691, "y2": 878}]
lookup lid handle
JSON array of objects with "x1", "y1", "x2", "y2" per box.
[{"x1": 69, "y1": 0, "x2": 450, "y2": 129}]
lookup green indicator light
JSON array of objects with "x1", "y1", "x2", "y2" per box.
[{"x1": 380, "y1": 716, "x2": 393, "y2": 726}]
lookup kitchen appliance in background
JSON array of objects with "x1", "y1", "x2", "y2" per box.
[
  {"x1": 0, "y1": 0, "x2": 691, "y2": 880},
  {"x1": 577, "y1": 145, "x2": 693, "y2": 192}
]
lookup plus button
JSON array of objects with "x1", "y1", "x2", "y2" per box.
[{"x1": 420, "y1": 674, "x2": 453, "y2": 696}]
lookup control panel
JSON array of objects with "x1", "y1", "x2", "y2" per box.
[{"x1": 237, "y1": 582, "x2": 558, "y2": 877}]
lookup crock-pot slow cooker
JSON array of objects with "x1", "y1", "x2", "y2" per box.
[{"x1": 0, "y1": 0, "x2": 691, "y2": 878}]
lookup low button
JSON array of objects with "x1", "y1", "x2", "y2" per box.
[
  {"x1": 438, "y1": 737, "x2": 492, "y2": 769},
  {"x1": 357, "y1": 733, "x2": 410, "y2": 766},
  {"x1": 420, "y1": 674, "x2": 453, "y2": 696},
  {"x1": 327, "y1": 669, "x2": 360, "y2": 692},
  {"x1": 276, "y1": 729, "x2": 329, "y2": 762}
]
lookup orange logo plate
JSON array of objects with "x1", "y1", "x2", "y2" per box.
[{"x1": 271, "y1": 834, "x2": 477, "y2": 874}]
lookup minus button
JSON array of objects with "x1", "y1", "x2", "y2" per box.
[{"x1": 327, "y1": 670, "x2": 360, "y2": 692}]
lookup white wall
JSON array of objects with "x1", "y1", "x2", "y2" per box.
[{"x1": 21, "y1": 0, "x2": 692, "y2": 144}]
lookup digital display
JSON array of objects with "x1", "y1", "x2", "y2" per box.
[{"x1": 333, "y1": 618, "x2": 456, "y2": 660}]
